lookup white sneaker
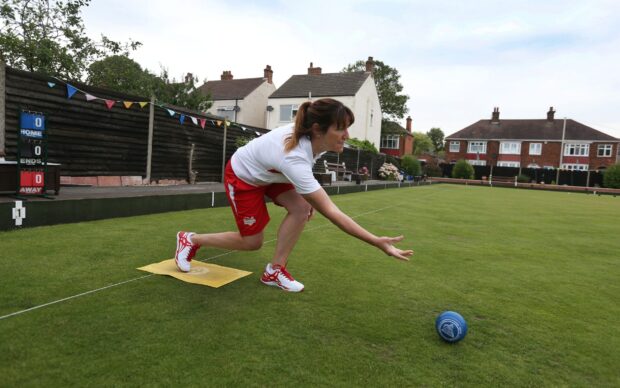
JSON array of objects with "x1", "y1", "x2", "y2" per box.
[
  {"x1": 175, "y1": 231, "x2": 199, "y2": 272},
  {"x1": 260, "y1": 263, "x2": 304, "y2": 292}
]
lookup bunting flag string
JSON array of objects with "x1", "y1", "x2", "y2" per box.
[
  {"x1": 66, "y1": 85, "x2": 78, "y2": 99},
  {"x1": 48, "y1": 76, "x2": 249, "y2": 133}
]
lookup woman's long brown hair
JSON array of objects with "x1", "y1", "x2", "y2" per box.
[{"x1": 284, "y1": 98, "x2": 355, "y2": 152}]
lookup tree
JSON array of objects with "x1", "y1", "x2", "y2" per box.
[
  {"x1": 88, "y1": 58, "x2": 212, "y2": 111},
  {"x1": 452, "y1": 159, "x2": 474, "y2": 179},
  {"x1": 603, "y1": 164, "x2": 620, "y2": 188},
  {"x1": 87, "y1": 55, "x2": 156, "y2": 96},
  {"x1": 412, "y1": 132, "x2": 433, "y2": 156},
  {"x1": 342, "y1": 58, "x2": 409, "y2": 120},
  {"x1": 153, "y1": 70, "x2": 212, "y2": 112},
  {"x1": 427, "y1": 127, "x2": 445, "y2": 152},
  {"x1": 401, "y1": 155, "x2": 421, "y2": 177},
  {"x1": 0, "y1": 0, "x2": 140, "y2": 80}
]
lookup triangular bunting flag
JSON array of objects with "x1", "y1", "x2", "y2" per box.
[
  {"x1": 255, "y1": 131, "x2": 261, "y2": 136},
  {"x1": 199, "y1": 119, "x2": 206, "y2": 129},
  {"x1": 167, "y1": 109, "x2": 176, "y2": 117},
  {"x1": 66, "y1": 84, "x2": 78, "y2": 99},
  {"x1": 225, "y1": 120, "x2": 231, "y2": 127},
  {"x1": 190, "y1": 116, "x2": 198, "y2": 126},
  {"x1": 216, "y1": 120, "x2": 222, "y2": 127},
  {"x1": 47, "y1": 82, "x2": 56, "y2": 88},
  {"x1": 241, "y1": 126, "x2": 246, "y2": 131},
  {"x1": 105, "y1": 100, "x2": 116, "y2": 109},
  {"x1": 123, "y1": 101, "x2": 133, "y2": 109},
  {"x1": 85, "y1": 94, "x2": 98, "y2": 101},
  {"x1": 179, "y1": 114, "x2": 185, "y2": 125},
  {"x1": 139, "y1": 102, "x2": 149, "y2": 108}
]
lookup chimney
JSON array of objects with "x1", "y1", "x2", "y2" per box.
[
  {"x1": 184, "y1": 73, "x2": 193, "y2": 84},
  {"x1": 365, "y1": 56, "x2": 375, "y2": 73},
  {"x1": 221, "y1": 70, "x2": 233, "y2": 81},
  {"x1": 547, "y1": 106, "x2": 555, "y2": 121},
  {"x1": 308, "y1": 62, "x2": 322, "y2": 75},
  {"x1": 264, "y1": 65, "x2": 273, "y2": 84},
  {"x1": 491, "y1": 107, "x2": 500, "y2": 123},
  {"x1": 406, "y1": 116, "x2": 412, "y2": 133}
]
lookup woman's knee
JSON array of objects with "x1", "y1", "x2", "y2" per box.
[
  {"x1": 288, "y1": 202, "x2": 312, "y2": 221},
  {"x1": 241, "y1": 235, "x2": 263, "y2": 250}
]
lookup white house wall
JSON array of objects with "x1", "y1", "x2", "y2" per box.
[
  {"x1": 242, "y1": 82, "x2": 275, "y2": 128},
  {"x1": 206, "y1": 81, "x2": 275, "y2": 128}
]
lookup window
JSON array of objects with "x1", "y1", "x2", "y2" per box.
[
  {"x1": 544, "y1": 165, "x2": 555, "y2": 170},
  {"x1": 499, "y1": 142, "x2": 521, "y2": 155},
  {"x1": 279, "y1": 104, "x2": 299, "y2": 122},
  {"x1": 449, "y1": 141, "x2": 460, "y2": 152},
  {"x1": 564, "y1": 143, "x2": 589, "y2": 156},
  {"x1": 216, "y1": 106, "x2": 235, "y2": 121},
  {"x1": 467, "y1": 141, "x2": 487, "y2": 154},
  {"x1": 529, "y1": 143, "x2": 542, "y2": 155},
  {"x1": 597, "y1": 144, "x2": 612, "y2": 157},
  {"x1": 381, "y1": 135, "x2": 400, "y2": 149},
  {"x1": 561, "y1": 163, "x2": 589, "y2": 171},
  {"x1": 527, "y1": 163, "x2": 540, "y2": 168},
  {"x1": 497, "y1": 161, "x2": 520, "y2": 167},
  {"x1": 467, "y1": 160, "x2": 486, "y2": 166}
]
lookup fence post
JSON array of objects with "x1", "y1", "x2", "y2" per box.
[
  {"x1": 221, "y1": 120, "x2": 228, "y2": 183},
  {"x1": 146, "y1": 96, "x2": 155, "y2": 183},
  {"x1": 0, "y1": 60, "x2": 5, "y2": 158},
  {"x1": 586, "y1": 170, "x2": 591, "y2": 187}
]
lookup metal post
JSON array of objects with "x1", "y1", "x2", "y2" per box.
[
  {"x1": 586, "y1": 170, "x2": 591, "y2": 187},
  {"x1": 0, "y1": 60, "x2": 5, "y2": 157},
  {"x1": 556, "y1": 117, "x2": 567, "y2": 184},
  {"x1": 356, "y1": 147, "x2": 360, "y2": 171},
  {"x1": 221, "y1": 120, "x2": 228, "y2": 183},
  {"x1": 146, "y1": 96, "x2": 155, "y2": 183}
]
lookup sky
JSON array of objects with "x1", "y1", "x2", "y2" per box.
[{"x1": 82, "y1": 0, "x2": 620, "y2": 138}]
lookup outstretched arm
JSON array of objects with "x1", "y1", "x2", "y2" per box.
[{"x1": 303, "y1": 188, "x2": 413, "y2": 261}]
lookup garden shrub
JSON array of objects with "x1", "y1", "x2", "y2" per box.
[
  {"x1": 452, "y1": 159, "x2": 474, "y2": 179},
  {"x1": 401, "y1": 155, "x2": 421, "y2": 177},
  {"x1": 603, "y1": 164, "x2": 620, "y2": 188}
]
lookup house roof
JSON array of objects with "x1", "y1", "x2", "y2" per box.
[
  {"x1": 198, "y1": 78, "x2": 266, "y2": 100},
  {"x1": 381, "y1": 120, "x2": 411, "y2": 136},
  {"x1": 269, "y1": 71, "x2": 370, "y2": 99},
  {"x1": 446, "y1": 119, "x2": 619, "y2": 142}
]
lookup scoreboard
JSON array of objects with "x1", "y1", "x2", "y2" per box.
[{"x1": 17, "y1": 111, "x2": 48, "y2": 195}]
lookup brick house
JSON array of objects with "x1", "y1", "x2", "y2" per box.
[
  {"x1": 444, "y1": 107, "x2": 620, "y2": 171},
  {"x1": 380, "y1": 116, "x2": 414, "y2": 157},
  {"x1": 267, "y1": 57, "x2": 382, "y2": 147},
  {"x1": 198, "y1": 66, "x2": 276, "y2": 128}
]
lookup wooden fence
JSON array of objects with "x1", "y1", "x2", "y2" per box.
[{"x1": 1, "y1": 65, "x2": 397, "y2": 182}]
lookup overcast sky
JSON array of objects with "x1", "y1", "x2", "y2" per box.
[{"x1": 82, "y1": 0, "x2": 620, "y2": 139}]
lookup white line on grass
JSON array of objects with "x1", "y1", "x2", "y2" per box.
[{"x1": 0, "y1": 204, "x2": 401, "y2": 321}]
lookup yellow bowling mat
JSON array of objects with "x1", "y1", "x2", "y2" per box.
[{"x1": 138, "y1": 259, "x2": 252, "y2": 288}]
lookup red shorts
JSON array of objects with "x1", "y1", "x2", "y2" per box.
[{"x1": 224, "y1": 161, "x2": 294, "y2": 236}]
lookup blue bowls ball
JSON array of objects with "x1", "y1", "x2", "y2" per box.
[{"x1": 436, "y1": 311, "x2": 468, "y2": 343}]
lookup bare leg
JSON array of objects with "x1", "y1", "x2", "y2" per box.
[
  {"x1": 271, "y1": 190, "x2": 312, "y2": 268},
  {"x1": 191, "y1": 231, "x2": 263, "y2": 251}
]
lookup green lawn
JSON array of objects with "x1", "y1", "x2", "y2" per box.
[{"x1": 1, "y1": 185, "x2": 618, "y2": 386}]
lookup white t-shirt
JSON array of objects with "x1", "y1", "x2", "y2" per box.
[{"x1": 230, "y1": 124, "x2": 323, "y2": 194}]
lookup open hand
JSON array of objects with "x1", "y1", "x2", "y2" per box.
[{"x1": 376, "y1": 235, "x2": 414, "y2": 261}]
